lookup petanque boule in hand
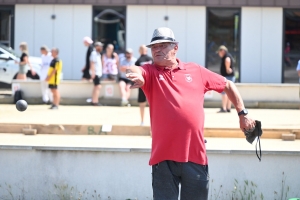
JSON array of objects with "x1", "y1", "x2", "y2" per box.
[{"x1": 16, "y1": 99, "x2": 28, "y2": 112}]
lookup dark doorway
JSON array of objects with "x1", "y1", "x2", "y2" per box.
[
  {"x1": 93, "y1": 7, "x2": 126, "y2": 53},
  {"x1": 206, "y1": 8, "x2": 241, "y2": 82},
  {"x1": 0, "y1": 6, "x2": 14, "y2": 48},
  {"x1": 283, "y1": 9, "x2": 300, "y2": 83}
]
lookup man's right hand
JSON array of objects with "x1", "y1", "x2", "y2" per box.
[
  {"x1": 239, "y1": 115, "x2": 256, "y2": 132},
  {"x1": 126, "y1": 73, "x2": 145, "y2": 89}
]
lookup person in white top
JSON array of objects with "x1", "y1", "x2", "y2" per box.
[
  {"x1": 40, "y1": 46, "x2": 53, "y2": 104},
  {"x1": 119, "y1": 48, "x2": 137, "y2": 106},
  {"x1": 90, "y1": 42, "x2": 103, "y2": 106},
  {"x1": 101, "y1": 44, "x2": 119, "y2": 81}
]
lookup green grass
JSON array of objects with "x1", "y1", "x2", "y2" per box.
[{"x1": 0, "y1": 172, "x2": 298, "y2": 200}]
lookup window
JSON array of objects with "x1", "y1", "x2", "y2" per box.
[
  {"x1": 92, "y1": 7, "x2": 126, "y2": 53},
  {"x1": 283, "y1": 9, "x2": 300, "y2": 83},
  {"x1": 0, "y1": 6, "x2": 14, "y2": 48},
  {"x1": 206, "y1": 8, "x2": 241, "y2": 82}
]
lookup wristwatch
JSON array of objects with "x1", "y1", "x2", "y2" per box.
[{"x1": 238, "y1": 109, "x2": 248, "y2": 116}]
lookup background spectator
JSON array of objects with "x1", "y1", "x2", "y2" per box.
[
  {"x1": 90, "y1": 42, "x2": 103, "y2": 106},
  {"x1": 102, "y1": 44, "x2": 119, "y2": 81},
  {"x1": 40, "y1": 46, "x2": 53, "y2": 104},
  {"x1": 119, "y1": 48, "x2": 136, "y2": 106},
  {"x1": 16, "y1": 42, "x2": 35, "y2": 80},
  {"x1": 135, "y1": 45, "x2": 153, "y2": 125},
  {"x1": 217, "y1": 45, "x2": 235, "y2": 113},
  {"x1": 284, "y1": 42, "x2": 292, "y2": 67},
  {"x1": 46, "y1": 48, "x2": 62, "y2": 110},
  {"x1": 82, "y1": 37, "x2": 94, "y2": 80}
]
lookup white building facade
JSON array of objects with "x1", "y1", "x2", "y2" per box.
[{"x1": 1, "y1": 0, "x2": 299, "y2": 83}]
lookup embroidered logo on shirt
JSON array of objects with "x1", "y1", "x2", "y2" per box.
[
  {"x1": 159, "y1": 74, "x2": 165, "y2": 81},
  {"x1": 185, "y1": 74, "x2": 192, "y2": 82}
]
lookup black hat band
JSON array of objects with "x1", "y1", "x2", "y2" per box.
[{"x1": 151, "y1": 36, "x2": 175, "y2": 43}]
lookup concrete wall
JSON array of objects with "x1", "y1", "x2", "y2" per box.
[
  {"x1": 11, "y1": 80, "x2": 299, "y2": 102},
  {"x1": 14, "y1": 4, "x2": 92, "y2": 80},
  {"x1": 0, "y1": 148, "x2": 299, "y2": 199},
  {"x1": 0, "y1": 150, "x2": 152, "y2": 200},
  {"x1": 126, "y1": 5, "x2": 206, "y2": 66},
  {"x1": 205, "y1": 83, "x2": 300, "y2": 102},
  {"x1": 241, "y1": 7, "x2": 283, "y2": 83},
  {"x1": 12, "y1": 80, "x2": 138, "y2": 100}
]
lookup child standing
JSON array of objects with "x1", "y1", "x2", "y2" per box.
[{"x1": 46, "y1": 48, "x2": 62, "y2": 110}]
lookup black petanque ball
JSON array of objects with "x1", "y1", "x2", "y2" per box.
[{"x1": 16, "y1": 99, "x2": 28, "y2": 112}]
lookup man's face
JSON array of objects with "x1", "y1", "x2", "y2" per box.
[
  {"x1": 125, "y1": 52, "x2": 132, "y2": 59},
  {"x1": 139, "y1": 46, "x2": 147, "y2": 55},
  {"x1": 84, "y1": 41, "x2": 90, "y2": 47},
  {"x1": 151, "y1": 43, "x2": 177, "y2": 65},
  {"x1": 96, "y1": 46, "x2": 102, "y2": 52},
  {"x1": 51, "y1": 50, "x2": 58, "y2": 58}
]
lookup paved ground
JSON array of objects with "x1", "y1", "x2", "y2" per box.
[
  {"x1": 0, "y1": 104, "x2": 299, "y2": 152},
  {"x1": 0, "y1": 104, "x2": 299, "y2": 129}
]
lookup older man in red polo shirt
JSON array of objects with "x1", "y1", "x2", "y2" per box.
[{"x1": 127, "y1": 27, "x2": 255, "y2": 200}]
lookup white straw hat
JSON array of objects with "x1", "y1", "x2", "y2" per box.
[
  {"x1": 83, "y1": 36, "x2": 93, "y2": 44},
  {"x1": 146, "y1": 27, "x2": 178, "y2": 48}
]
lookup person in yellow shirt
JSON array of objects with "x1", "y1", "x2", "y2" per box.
[{"x1": 46, "y1": 48, "x2": 62, "y2": 110}]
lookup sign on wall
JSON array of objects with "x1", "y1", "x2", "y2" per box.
[
  {"x1": 12, "y1": 83, "x2": 20, "y2": 95},
  {"x1": 105, "y1": 85, "x2": 114, "y2": 97}
]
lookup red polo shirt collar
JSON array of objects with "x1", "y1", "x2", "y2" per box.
[{"x1": 154, "y1": 59, "x2": 185, "y2": 71}]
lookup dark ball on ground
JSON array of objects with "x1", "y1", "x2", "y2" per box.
[{"x1": 16, "y1": 99, "x2": 28, "y2": 112}]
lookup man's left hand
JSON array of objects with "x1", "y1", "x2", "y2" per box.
[
  {"x1": 126, "y1": 73, "x2": 145, "y2": 89},
  {"x1": 239, "y1": 115, "x2": 256, "y2": 132}
]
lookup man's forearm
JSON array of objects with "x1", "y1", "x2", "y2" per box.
[{"x1": 224, "y1": 80, "x2": 244, "y2": 113}]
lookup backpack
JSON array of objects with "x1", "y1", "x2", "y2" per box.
[{"x1": 14, "y1": 90, "x2": 24, "y2": 103}]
